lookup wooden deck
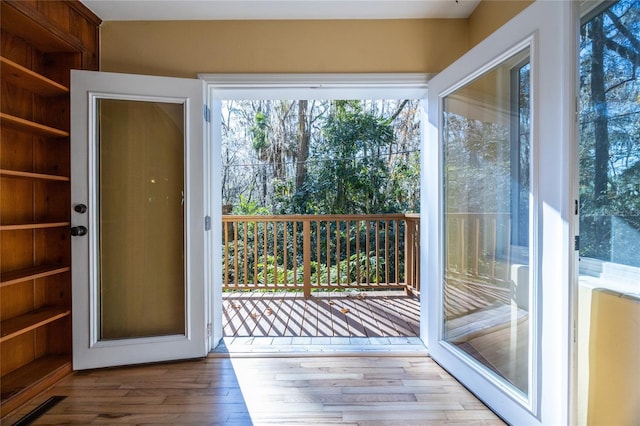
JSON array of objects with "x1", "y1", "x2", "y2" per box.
[
  {"x1": 223, "y1": 290, "x2": 420, "y2": 337},
  {"x1": 4, "y1": 355, "x2": 505, "y2": 425}
]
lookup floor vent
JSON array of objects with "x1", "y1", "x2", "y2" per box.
[{"x1": 12, "y1": 396, "x2": 66, "y2": 426}]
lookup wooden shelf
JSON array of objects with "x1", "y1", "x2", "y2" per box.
[
  {"x1": 0, "y1": 113, "x2": 69, "y2": 138},
  {"x1": 0, "y1": 265, "x2": 70, "y2": 288},
  {"x1": 1, "y1": 0, "x2": 101, "y2": 416},
  {"x1": 0, "y1": 356, "x2": 71, "y2": 414},
  {"x1": 0, "y1": 56, "x2": 69, "y2": 96},
  {"x1": 0, "y1": 222, "x2": 70, "y2": 231},
  {"x1": 0, "y1": 2, "x2": 83, "y2": 53},
  {"x1": 0, "y1": 307, "x2": 70, "y2": 343},
  {"x1": 0, "y1": 169, "x2": 69, "y2": 182}
]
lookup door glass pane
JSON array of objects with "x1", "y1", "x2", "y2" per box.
[
  {"x1": 98, "y1": 99, "x2": 185, "y2": 340},
  {"x1": 442, "y1": 47, "x2": 531, "y2": 395},
  {"x1": 577, "y1": 1, "x2": 640, "y2": 423}
]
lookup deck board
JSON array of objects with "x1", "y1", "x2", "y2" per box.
[{"x1": 223, "y1": 290, "x2": 421, "y2": 338}]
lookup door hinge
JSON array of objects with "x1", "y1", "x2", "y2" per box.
[
  {"x1": 204, "y1": 215, "x2": 211, "y2": 231},
  {"x1": 574, "y1": 235, "x2": 580, "y2": 251},
  {"x1": 206, "y1": 323, "x2": 212, "y2": 336},
  {"x1": 204, "y1": 104, "x2": 211, "y2": 123}
]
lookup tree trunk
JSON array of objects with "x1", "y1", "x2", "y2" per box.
[
  {"x1": 590, "y1": 15, "x2": 613, "y2": 260},
  {"x1": 296, "y1": 100, "x2": 310, "y2": 191},
  {"x1": 261, "y1": 166, "x2": 268, "y2": 206},
  {"x1": 591, "y1": 15, "x2": 610, "y2": 209}
]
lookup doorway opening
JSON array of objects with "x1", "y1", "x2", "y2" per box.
[
  {"x1": 204, "y1": 75, "x2": 427, "y2": 343},
  {"x1": 220, "y1": 98, "x2": 421, "y2": 340}
]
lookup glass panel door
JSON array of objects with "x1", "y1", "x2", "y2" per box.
[
  {"x1": 424, "y1": 2, "x2": 576, "y2": 424},
  {"x1": 98, "y1": 99, "x2": 186, "y2": 340},
  {"x1": 442, "y1": 47, "x2": 531, "y2": 395},
  {"x1": 71, "y1": 70, "x2": 207, "y2": 370}
]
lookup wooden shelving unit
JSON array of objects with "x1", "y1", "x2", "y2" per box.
[
  {"x1": 0, "y1": 222, "x2": 71, "y2": 231},
  {"x1": 0, "y1": 169, "x2": 70, "y2": 182},
  {"x1": 0, "y1": 356, "x2": 72, "y2": 415},
  {"x1": 1, "y1": 56, "x2": 69, "y2": 96},
  {"x1": 1, "y1": 265, "x2": 71, "y2": 288},
  {"x1": 0, "y1": 0, "x2": 100, "y2": 418},
  {"x1": 0, "y1": 112, "x2": 71, "y2": 138},
  {"x1": 0, "y1": 308, "x2": 72, "y2": 343}
]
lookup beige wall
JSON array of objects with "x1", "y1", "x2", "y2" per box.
[
  {"x1": 577, "y1": 287, "x2": 640, "y2": 425},
  {"x1": 101, "y1": 19, "x2": 468, "y2": 77},
  {"x1": 468, "y1": 0, "x2": 534, "y2": 47},
  {"x1": 100, "y1": 1, "x2": 532, "y2": 77}
]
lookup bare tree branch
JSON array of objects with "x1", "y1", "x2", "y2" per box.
[
  {"x1": 603, "y1": 38, "x2": 640, "y2": 65},
  {"x1": 605, "y1": 9, "x2": 640, "y2": 53},
  {"x1": 389, "y1": 100, "x2": 410, "y2": 122},
  {"x1": 605, "y1": 75, "x2": 636, "y2": 93}
]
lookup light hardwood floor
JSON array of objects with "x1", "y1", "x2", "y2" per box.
[{"x1": 4, "y1": 354, "x2": 505, "y2": 425}]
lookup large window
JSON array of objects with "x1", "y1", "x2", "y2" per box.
[
  {"x1": 579, "y1": 0, "x2": 640, "y2": 269},
  {"x1": 577, "y1": 1, "x2": 639, "y2": 424}
]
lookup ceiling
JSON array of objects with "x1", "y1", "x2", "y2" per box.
[{"x1": 80, "y1": 0, "x2": 481, "y2": 21}]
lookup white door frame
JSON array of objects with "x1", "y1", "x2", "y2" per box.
[
  {"x1": 200, "y1": 74, "x2": 429, "y2": 346},
  {"x1": 424, "y1": 1, "x2": 578, "y2": 424}
]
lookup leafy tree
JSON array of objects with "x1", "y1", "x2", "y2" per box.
[
  {"x1": 291, "y1": 101, "x2": 409, "y2": 214},
  {"x1": 295, "y1": 100, "x2": 311, "y2": 192},
  {"x1": 222, "y1": 99, "x2": 420, "y2": 215}
]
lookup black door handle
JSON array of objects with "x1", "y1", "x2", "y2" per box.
[{"x1": 70, "y1": 226, "x2": 88, "y2": 236}]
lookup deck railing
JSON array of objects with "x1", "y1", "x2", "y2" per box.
[
  {"x1": 443, "y1": 213, "x2": 522, "y2": 321},
  {"x1": 222, "y1": 214, "x2": 420, "y2": 296},
  {"x1": 444, "y1": 212, "x2": 517, "y2": 283}
]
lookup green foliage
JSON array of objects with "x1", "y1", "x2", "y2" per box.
[
  {"x1": 250, "y1": 111, "x2": 269, "y2": 155},
  {"x1": 235, "y1": 195, "x2": 270, "y2": 215},
  {"x1": 290, "y1": 101, "x2": 403, "y2": 214},
  {"x1": 244, "y1": 253, "x2": 388, "y2": 287},
  {"x1": 223, "y1": 99, "x2": 420, "y2": 216},
  {"x1": 256, "y1": 255, "x2": 302, "y2": 285}
]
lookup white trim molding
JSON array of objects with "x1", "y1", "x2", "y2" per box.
[{"x1": 199, "y1": 73, "x2": 430, "y2": 100}]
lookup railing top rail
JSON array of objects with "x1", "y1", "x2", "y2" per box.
[
  {"x1": 222, "y1": 213, "x2": 415, "y2": 222},
  {"x1": 445, "y1": 212, "x2": 511, "y2": 216}
]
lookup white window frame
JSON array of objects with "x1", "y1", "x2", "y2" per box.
[{"x1": 571, "y1": 1, "x2": 640, "y2": 424}]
